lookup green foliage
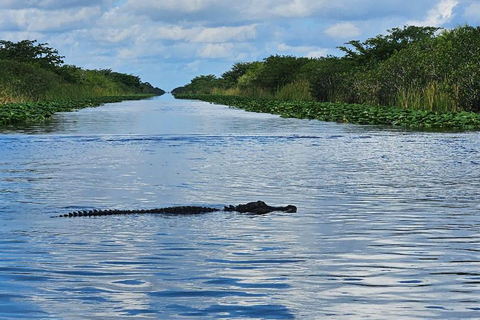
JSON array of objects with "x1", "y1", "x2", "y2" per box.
[
  {"x1": 0, "y1": 59, "x2": 62, "y2": 101},
  {"x1": 275, "y1": 79, "x2": 313, "y2": 101},
  {"x1": 179, "y1": 75, "x2": 223, "y2": 94},
  {"x1": 0, "y1": 39, "x2": 164, "y2": 124},
  {"x1": 221, "y1": 62, "x2": 257, "y2": 87},
  {"x1": 176, "y1": 25, "x2": 480, "y2": 114},
  {"x1": 305, "y1": 57, "x2": 355, "y2": 102},
  {"x1": 0, "y1": 40, "x2": 64, "y2": 69},
  {"x1": 0, "y1": 40, "x2": 164, "y2": 102},
  {"x1": 237, "y1": 62, "x2": 263, "y2": 89},
  {"x1": 253, "y1": 55, "x2": 311, "y2": 93},
  {"x1": 362, "y1": 26, "x2": 480, "y2": 112},
  {"x1": 338, "y1": 26, "x2": 440, "y2": 66},
  {"x1": 0, "y1": 95, "x2": 154, "y2": 124}
]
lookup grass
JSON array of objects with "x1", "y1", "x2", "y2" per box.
[
  {"x1": 274, "y1": 80, "x2": 314, "y2": 101},
  {"x1": 396, "y1": 82, "x2": 459, "y2": 113}
]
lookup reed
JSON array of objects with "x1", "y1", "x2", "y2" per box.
[
  {"x1": 274, "y1": 79, "x2": 313, "y2": 101},
  {"x1": 396, "y1": 82, "x2": 458, "y2": 112}
]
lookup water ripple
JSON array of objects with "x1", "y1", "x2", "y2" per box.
[{"x1": 1, "y1": 98, "x2": 480, "y2": 319}]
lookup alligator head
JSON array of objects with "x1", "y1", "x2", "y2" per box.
[{"x1": 224, "y1": 201, "x2": 297, "y2": 214}]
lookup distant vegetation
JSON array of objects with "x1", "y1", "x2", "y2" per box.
[
  {"x1": 174, "y1": 25, "x2": 480, "y2": 114},
  {"x1": 0, "y1": 40, "x2": 164, "y2": 104},
  {"x1": 179, "y1": 94, "x2": 480, "y2": 131},
  {"x1": 0, "y1": 40, "x2": 164, "y2": 124}
]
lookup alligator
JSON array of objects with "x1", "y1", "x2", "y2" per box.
[{"x1": 55, "y1": 201, "x2": 297, "y2": 218}]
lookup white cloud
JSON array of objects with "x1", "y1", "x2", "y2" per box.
[
  {"x1": 325, "y1": 22, "x2": 361, "y2": 39},
  {"x1": 306, "y1": 50, "x2": 329, "y2": 58},
  {"x1": 272, "y1": 0, "x2": 312, "y2": 18},
  {"x1": 0, "y1": 0, "x2": 109, "y2": 10},
  {"x1": 197, "y1": 43, "x2": 233, "y2": 59},
  {"x1": 276, "y1": 43, "x2": 328, "y2": 58},
  {"x1": 185, "y1": 59, "x2": 201, "y2": 72},
  {"x1": 2, "y1": 7, "x2": 101, "y2": 32},
  {"x1": 99, "y1": 23, "x2": 258, "y2": 44},
  {"x1": 193, "y1": 25, "x2": 257, "y2": 43},
  {"x1": 408, "y1": 0, "x2": 459, "y2": 26},
  {"x1": 125, "y1": 0, "x2": 215, "y2": 13},
  {"x1": 91, "y1": 25, "x2": 142, "y2": 43},
  {"x1": 0, "y1": 0, "x2": 474, "y2": 90},
  {"x1": 197, "y1": 43, "x2": 235, "y2": 59},
  {"x1": 196, "y1": 42, "x2": 254, "y2": 60}
]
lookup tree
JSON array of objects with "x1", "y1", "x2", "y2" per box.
[
  {"x1": 0, "y1": 40, "x2": 64, "y2": 69},
  {"x1": 221, "y1": 62, "x2": 258, "y2": 88},
  {"x1": 254, "y1": 55, "x2": 311, "y2": 93},
  {"x1": 338, "y1": 26, "x2": 440, "y2": 66},
  {"x1": 181, "y1": 75, "x2": 221, "y2": 94},
  {"x1": 306, "y1": 57, "x2": 355, "y2": 102}
]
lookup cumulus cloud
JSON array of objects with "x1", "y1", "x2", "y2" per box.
[
  {"x1": 125, "y1": 0, "x2": 216, "y2": 13},
  {"x1": 196, "y1": 42, "x2": 253, "y2": 60},
  {"x1": 91, "y1": 24, "x2": 258, "y2": 47},
  {"x1": 122, "y1": 0, "x2": 241, "y2": 25},
  {"x1": 276, "y1": 43, "x2": 328, "y2": 58},
  {"x1": 121, "y1": 0, "x2": 340, "y2": 24},
  {"x1": 325, "y1": 22, "x2": 361, "y2": 39},
  {"x1": 193, "y1": 25, "x2": 257, "y2": 43},
  {"x1": 0, "y1": 0, "x2": 474, "y2": 90},
  {"x1": 2, "y1": 7, "x2": 102, "y2": 32},
  {"x1": 272, "y1": 0, "x2": 314, "y2": 18},
  {"x1": 408, "y1": 0, "x2": 459, "y2": 26},
  {"x1": 0, "y1": 0, "x2": 109, "y2": 10},
  {"x1": 197, "y1": 43, "x2": 235, "y2": 59}
]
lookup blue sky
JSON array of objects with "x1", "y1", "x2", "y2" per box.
[{"x1": 1, "y1": 0, "x2": 479, "y2": 91}]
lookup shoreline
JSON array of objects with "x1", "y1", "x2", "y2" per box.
[
  {"x1": 174, "y1": 94, "x2": 480, "y2": 132},
  {"x1": 0, "y1": 94, "x2": 157, "y2": 125}
]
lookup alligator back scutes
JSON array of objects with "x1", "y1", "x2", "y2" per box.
[{"x1": 58, "y1": 206, "x2": 219, "y2": 217}]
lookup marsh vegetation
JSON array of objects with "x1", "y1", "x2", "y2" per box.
[
  {"x1": 174, "y1": 25, "x2": 480, "y2": 129},
  {"x1": 0, "y1": 40, "x2": 164, "y2": 124}
]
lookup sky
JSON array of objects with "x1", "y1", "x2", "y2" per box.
[{"x1": 0, "y1": 0, "x2": 479, "y2": 91}]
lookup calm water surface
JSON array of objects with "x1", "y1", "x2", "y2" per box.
[{"x1": 1, "y1": 95, "x2": 479, "y2": 319}]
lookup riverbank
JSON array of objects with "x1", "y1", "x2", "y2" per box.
[
  {"x1": 175, "y1": 94, "x2": 480, "y2": 131},
  {"x1": 0, "y1": 94, "x2": 155, "y2": 125}
]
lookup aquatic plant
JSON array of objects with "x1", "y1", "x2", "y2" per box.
[
  {"x1": 0, "y1": 95, "x2": 154, "y2": 125},
  {"x1": 175, "y1": 94, "x2": 480, "y2": 131}
]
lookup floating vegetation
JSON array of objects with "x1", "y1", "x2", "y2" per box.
[
  {"x1": 175, "y1": 94, "x2": 480, "y2": 131},
  {"x1": 0, "y1": 95, "x2": 154, "y2": 125}
]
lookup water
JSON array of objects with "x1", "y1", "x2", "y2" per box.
[{"x1": 1, "y1": 95, "x2": 480, "y2": 319}]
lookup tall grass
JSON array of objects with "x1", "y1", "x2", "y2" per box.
[
  {"x1": 212, "y1": 80, "x2": 313, "y2": 101},
  {"x1": 0, "y1": 84, "x2": 25, "y2": 104},
  {"x1": 211, "y1": 87, "x2": 242, "y2": 96},
  {"x1": 274, "y1": 79, "x2": 313, "y2": 101},
  {"x1": 396, "y1": 82, "x2": 458, "y2": 112},
  {"x1": 43, "y1": 83, "x2": 133, "y2": 101}
]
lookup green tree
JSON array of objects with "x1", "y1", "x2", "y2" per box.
[
  {"x1": 182, "y1": 75, "x2": 221, "y2": 94},
  {"x1": 254, "y1": 55, "x2": 311, "y2": 93},
  {"x1": 221, "y1": 62, "x2": 258, "y2": 88},
  {"x1": 338, "y1": 26, "x2": 440, "y2": 66},
  {"x1": 0, "y1": 40, "x2": 64, "y2": 69},
  {"x1": 305, "y1": 57, "x2": 355, "y2": 102}
]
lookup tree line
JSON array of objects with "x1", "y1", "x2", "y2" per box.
[
  {"x1": 173, "y1": 25, "x2": 480, "y2": 113},
  {"x1": 0, "y1": 40, "x2": 164, "y2": 104}
]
